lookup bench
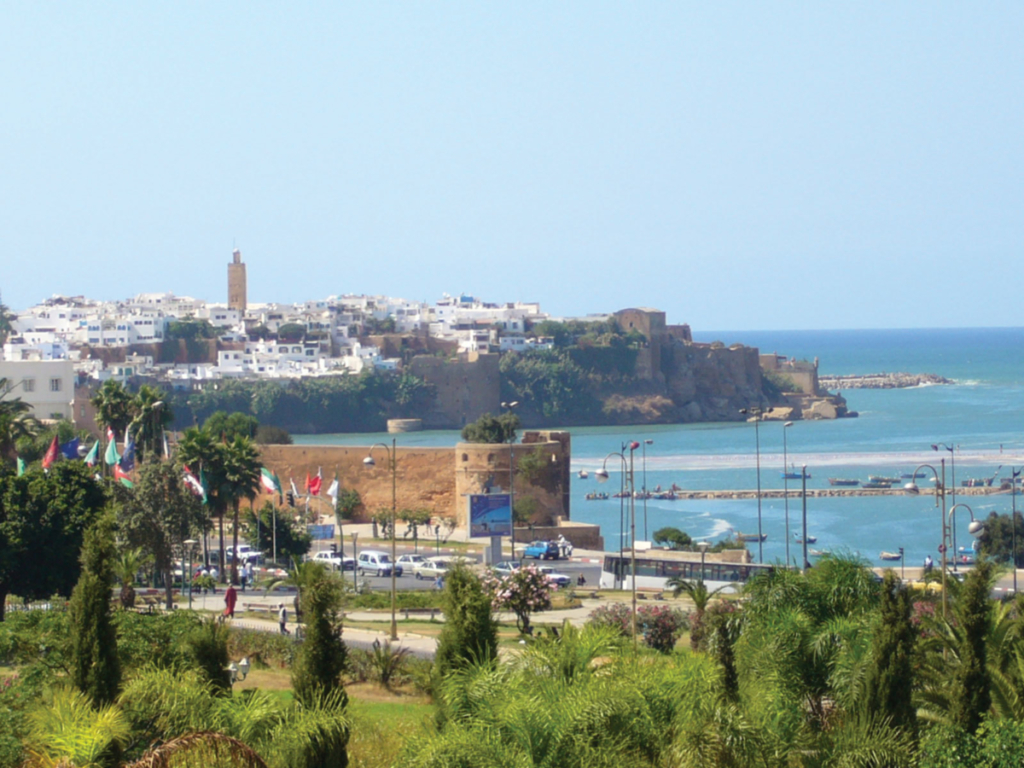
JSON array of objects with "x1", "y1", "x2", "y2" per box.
[
  {"x1": 243, "y1": 603, "x2": 274, "y2": 615},
  {"x1": 401, "y1": 607, "x2": 439, "y2": 620}
]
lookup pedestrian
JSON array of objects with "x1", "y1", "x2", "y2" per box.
[
  {"x1": 566, "y1": 542, "x2": 574, "y2": 558},
  {"x1": 278, "y1": 603, "x2": 290, "y2": 634},
  {"x1": 577, "y1": 573, "x2": 586, "y2": 587},
  {"x1": 557, "y1": 534, "x2": 568, "y2": 559},
  {"x1": 223, "y1": 584, "x2": 237, "y2": 620},
  {"x1": 924, "y1": 555, "x2": 933, "y2": 574},
  {"x1": 210, "y1": 565, "x2": 219, "y2": 583}
]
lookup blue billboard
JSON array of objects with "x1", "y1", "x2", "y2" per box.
[
  {"x1": 469, "y1": 494, "x2": 512, "y2": 538},
  {"x1": 306, "y1": 524, "x2": 336, "y2": 541}
]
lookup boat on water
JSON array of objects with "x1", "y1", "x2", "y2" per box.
[
  {"x1": 735, "y1": 532, "x2": 767, "y2": 543},
  {"x1": 809, "y1": 549, "x2": 828, "y2": 557},
  {"x1": 577, "y1": 470, "x2": 589, "y2": 480},
  {"x1": 781, "y1": 465, "x2": 809, "y2": 480},
  {"x1": 794, "y1": 535, "x2": 818, "y2": 544},
  {"x1": 829, "y1": 478, "x2": 860, "y2": 487},
  {"x1": 869, "y1": 475, "x2": 902, "y2": 485},
  {"x1": 584, "y1": 492, "x2": 609, "y2": 501},
  {"x1": 879, "y1": 551, "x2": 902, "y2": 561},
  {"x1": 961, "y1": 478, "x2": 995, "y2": 488},
  {"x1": 862, "y1": 481, "x2": 892, "y2": 489},
  {"x1": 901, "y1": 472, "x2": 928, "y2": 479}
]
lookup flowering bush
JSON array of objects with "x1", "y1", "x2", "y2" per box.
[
  {"x1": 484, "y1": 565, "x2": 552, "y2": 634},
  {"x1": 588, "y1": 603, "x2": 688, "y2": 653}
]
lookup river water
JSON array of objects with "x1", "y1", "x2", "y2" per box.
[{"x1": 294, "y1": 327, "x2": 1024, "y2": 568}]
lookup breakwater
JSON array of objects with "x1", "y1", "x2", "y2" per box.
[
  {"x1": 818, "y1": 372, "x2": 953, "y2": 389},
  {"x1": 667, "y1": 486, "x2": 1003, "y2": 501}
]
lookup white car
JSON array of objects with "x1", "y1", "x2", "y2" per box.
[
  {"x1": 416, "y1": 558, "x2": 452, "y2": 580},
  {"x1": 226, "y1": 545, "x2": 261, "y2": 565},
  {"x1": 311, "y1": 551, "x2": 356, "y2": 571},
  {"x1": 397, "y1": 554, "x2": 428, "y2": 575},
  {"x1": 537, "y1": 566, "x2": 572, "y2": 587}
]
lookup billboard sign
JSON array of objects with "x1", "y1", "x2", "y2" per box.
[
  {"x1": 469, "y1": 493, "x2": 512, "y2": 538},
  {"x1": 306, "y1": 524, "x2": 336, "y2": 541}
]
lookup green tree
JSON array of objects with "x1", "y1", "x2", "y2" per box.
[
  {"x1": 256, "y1": 423, "x2": 293, "y2": 445},
  {"x1": 13, "y1": 418, "x2": 87, "y2": 465},
  {"x1": 90, "y1": 379, "x2": 135, "y2": 442},
  {"x1": 177, "y1": 426, "x2": 228, "y2": 579},
  {"x1": 203, "y1": 410, "x2": 259, "y2": 441},
  {"x1": 979, "y1": 510, "x2": 1024, "y2": 567},
  {"x1": 667, "y1": 576, "x2": 727, "y2": 651},
  {"x1": 460, "y1": 412, "x2": 520, "y2": 444},
  {"x1": 185, "y1": 618, "x2": 232, "y2": 693},
  {"x1": 950, "y1": 558, "x2": 994, "y2": 733},
  {"x1": 291, "y1": 566, "x2": 349, "y2": 710},
  {"x1": 221, "y1": 436, "x2": 262, "y2": 585},
  {"x1": 115, "y1": 547, "x2": 151, "y2": 610},
  {"x1": 335, "y1": 488, "x2": 361, "y2": 519},
  {"x1": 116, "y1": 460, "x2": 205, "y2": 609},
  {"x1": 130, "y1": 384, "x2": 173, "y2": 462},
  {"x1": 0, "y1": 462, "x2": 107, "y2": 621},
  {"x1": 862, "y1": 571, "x2": 917, "y2": 734},
  {"x1": 69, "y1": 512, "x2": 122, "y2": 705},
  {"x1": 245, "y1": 501, "x2": 312, "y2": 566},
  {"x1": 435, "y1": 564, "x2": 498, "y2": 678},
  {"x1": 165, "y1": 318, "x2": 218, "y2": 342},
  {"x1": 0, "y1": 295, "x2": 12, "y2": 346},
  {"x1": 277, "y1": 322, "x2": 307, "y2": 341},
  {"x1": 653, "y1": 526, "x2": 692, "y2": 550}
]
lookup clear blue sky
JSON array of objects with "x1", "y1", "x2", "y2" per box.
[{"x1": 2, "y1": 4, "x2": 1021, "y2": 329}]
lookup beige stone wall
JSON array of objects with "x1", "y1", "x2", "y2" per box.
[{"x1": 407, "y1": 352, "x2": 500, "y2": 429}]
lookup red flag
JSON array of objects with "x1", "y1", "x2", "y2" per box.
[
  {"x1": 308, "y1": 467, "x2": 322, "y2": 497},
  {"x1": 41, "y1": 435, "x2": 60, "y2": 469}
]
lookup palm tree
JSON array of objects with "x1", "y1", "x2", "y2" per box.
[
  {"x1": 91, "y1": 380, "x2": 136, "y2": 442},
  {"x1": 178, "y1": 426, "x2": 226, "y2": 579},
  {"x1": 115, "y1": 547, "x2": 151, "y2": 610},
  {"x1": 221, "y1": 436, "x2": 262, "y2": 586},
  {"x1": 265, "y1": 559, "x2": 332, "y2": 623},
  {"x1": 25, "y1": 687, "x2": 130, "y2": 768},
  {"x1": 667, "y1": 576, "x2": 727, "y2": 650},
  {"x1": 130, "y1": 385, "x2": 173, "y2": 463},
  {"x1": 0, "y1": 377, "x2": 40, "y2": 465}
]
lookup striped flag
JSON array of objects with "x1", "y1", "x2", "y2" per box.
[
  {"x1": 114, "y1": 463, "x2": 134, "y2": 488},
  {"x1": 261, "y1": 467, "x2": 282, "y2": 494},
  {"x1": 183, "y1": 465, "x2": 206, "y2": 501}
]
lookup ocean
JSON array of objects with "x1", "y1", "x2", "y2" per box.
[{"x1": 294, "y1": 327, "x2": 1024, "y2": 568}]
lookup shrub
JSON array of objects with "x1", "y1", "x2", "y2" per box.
[
  {"x1": 483, "y1": 565, "x2": 552, "y2": 635},
  {"x1": 291, "y1": 573, "x2": 348, "y2": 708},
  {"x1": 185, "y1": 618, "x2": 231, "y2": 693},
  {"x1": 435, "y1": 565, "x2": 497, "y2": 677},
  {"x1": 228, "y1": 627, "x2": 297, "y2": 669},
  {"x1": 588, "y1": 602, "x2": 688, "y2": 653},
  {"x1": 368, "y1": 640, "x2": 411, "y2": 690}
]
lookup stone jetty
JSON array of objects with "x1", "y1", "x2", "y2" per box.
[
  {"x1": 670, "y1": 485, "x2": 1002, "y2": 501},
  {"x1": 818, "y1": 372, "x2": 953, "y2": 390}
]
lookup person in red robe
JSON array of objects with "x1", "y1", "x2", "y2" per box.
[{"x1": 224, "y1": 584, "x2": 237, "y2": 619}]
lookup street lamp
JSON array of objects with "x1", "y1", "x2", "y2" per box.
[
  {"x1": 363, "y1": 438, "x2": 399, "y2": 641},
  {"x1": 801, "y1": 465, "x2": 809, "y2": 574},
  {"x1": 783, "y1": 421, "x2": 794, "y2": 568},
  {"x1": 739, "y1": 407, "x2": 772, "y2": 563},
  {"x1": 1012, "y1": 467, "x2": 1022, "y2": 594},
  {"x1": 642, "y1": 439, "x2": 653, "y2": 541},
  {"x1": 697, "y1": 540, "x2": 710, "y2": 582},
  {"x1": 184, "y1": 538, "x2": 198, "y2": 610},
  {"x1": 596, "y1": 441, "x2": 641, "y2": 649},
  {"x1": 228, "y1": 657, "x2": 250, "y2": 685},
  {"x1": 933, "y1": 444, "x2": 958, "y2": 569},
  {"x1": 501, "y1": 401, "x2": 519, "y2": 559}
]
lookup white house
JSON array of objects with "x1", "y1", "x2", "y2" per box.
[{"x1": 0, "y1": 359, "x2": 76, "y2": 420}]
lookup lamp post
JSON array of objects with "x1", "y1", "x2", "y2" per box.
[
  {"x1": 697, "y1": 540, "x2": 710, "y2": 582},
  {"x1": 501, "y1": 401, "x2": 519, "y2": 559},
  {"x1": 1012, "y1": 467, "x2": 1021, "y2": 594},
  {"x1": 228, "y1": 657, "x2": 250, "y2": 685},
  {"x1": 184, "y1": 538, "x2": 198, "y2": 610},
  {"x1": 933, "y1": 444, "x2": 957, "y2": 569},
  {"x1": 740, "y1": 407, "x2": 771, "y2": 563},
  {"x1": 642, "y1": 439, "x2": 653, "y2": 541},
  {"x1": 801, "y1": 465, "x2": 809, "y2": 574},
  {"x1": 783, "y1": 421, "x2": 794, "y2": 567},
  {"x1": 596, "y1": 441, "x2": 641, "y2": 650},
  {"x1": 363, "y1": 438, "x2": 399, "y2": 641}
]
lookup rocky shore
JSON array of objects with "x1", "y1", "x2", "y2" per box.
[{"x1": 818, "y1": 372, "x2": 953, "y2": 390}]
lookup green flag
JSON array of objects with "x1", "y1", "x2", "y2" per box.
[
  {"x1": 16, "y1": 457, "x2": 25, "y2": 477},
  {"x1": 83, "y1": 441, "x2": 99, "y2": 466},
  {"x1": 104, "y1": 436, "x2": 120, "y2": 466},
  {"x1": 200, "y1": 468, "x2": 209, "y2": 506},
  {"x1": 261, "y1": 467, "x2": 282, "y2": 494}
]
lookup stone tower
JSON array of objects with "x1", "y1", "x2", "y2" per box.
[{"x1": 227, "y1": 248, "x2": 247, "y2": 312}]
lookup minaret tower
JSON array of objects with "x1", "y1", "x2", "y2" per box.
[{"x1": 228, "y1": 248, "x2": 247, "y2": 312}]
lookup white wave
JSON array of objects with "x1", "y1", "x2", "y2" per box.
[{"x1": 707, "y1": 518, "x2": 732, "y2": 537}]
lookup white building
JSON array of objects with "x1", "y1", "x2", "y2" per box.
[{"x1": 0, "y1": 359, "x2": 76, "y2": 420}]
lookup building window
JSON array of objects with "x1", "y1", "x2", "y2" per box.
[
  {"x1": 22, "y1": 378, "x2": 35, "y2": 393},
  {"x1": 50, "y1": 378, "x2": 62, "y2": 392}
]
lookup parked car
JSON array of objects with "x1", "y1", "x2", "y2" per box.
[
  {"x1": 311, "y1": 551, "x2": 356, "y2": 571},
  {"x1": 537, "y1": 566, "x2": 572, "y2": 587},
  {"x1": 523, "y1": 541, "x2": 560, "y2": 560},
  {"x1": 397, "y1": 554, "x2": 428, "y2": 575},
  {"x1": 416, "y1": 557, "x2": 452, "y2": 580},
  {"x1": 226, "y1": 545, "x2": 261, "y2": 565},
  {"x1": 492, "y1": 560, "x2": 522, "y2": 577},
  {"x1": 357, "y1": 550, "x2": 403, "y2": 577}
]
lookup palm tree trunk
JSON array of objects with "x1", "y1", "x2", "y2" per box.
[
  {"x1": 164, "y1": 567, "x2": 174, "y2": 611},
  {"x1": 231, "y1": 500, "x2": 240, "y2": 586},
  {"x1": 218, "y1": 511, "x2": 226, "y2": 584}
]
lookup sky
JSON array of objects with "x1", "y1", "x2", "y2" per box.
[{"x1": 1, "y1": 4, "x2": 1022, "y2": 330}]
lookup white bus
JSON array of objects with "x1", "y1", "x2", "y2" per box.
[{"x1": 599, "y1": 550, "x2": 775, "y2": 592}]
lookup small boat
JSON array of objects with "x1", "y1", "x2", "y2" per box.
[
  {"x1": 577, "y1": 470, "x2": 589, "y2": 480},
  {"x1": 829, "y1": 478, "x2": 860, "y2": 487},
  {"x1": 901, "y1": 472, "x2": 928, "y2": 479},
  {"x1": 869, "y1": 476, "x2": 901, "y2": 485},
  {"x1": 961, "y1": 478, "x2": 994, "y2": 488},
  {"x1": 781, "y1": 464, "x2": 809, "y2": 480},
  {"x1": 862, "y1": 481, "x2": 892, "y2": 490},
  {"x1": 735, "y1": 532, "x2": 767, "y2": 543},
  {"x1": 794, "y1": 535, "x2": 818, "y2": 544},
  {"x1": 879, "y1": 551, "x2": 902, "y2": 561},
  {"x1": 584, "y1": 492, "x2": 609, "y2": 501},
  {"x1": 809, "y1": 549, "x2": 828, "y2": 557}
]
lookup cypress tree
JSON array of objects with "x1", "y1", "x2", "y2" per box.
[
  {"x1": 68, "y1": 512, "x2": 122, "y2": 705},
  {"x1": 862, "y1": 570, "x2": 917, "y2": 733},
  {"x1": 950, "y1": 559, "x2": 993, "y2": 733},
  {"x1": 291, "y1": 573, "x2": 348, "y2": 709},
  {"x1": 434, "y1": 564, "x2": 498, "y2": 677},
  {"x1": 185, "y1": 618, "x2": 232, "y2": 693}
]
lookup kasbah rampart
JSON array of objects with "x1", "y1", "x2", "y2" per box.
[{"x1": 258, "y1": 430, "x2": 607, "y2": 549}]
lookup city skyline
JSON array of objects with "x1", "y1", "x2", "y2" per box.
[{"x1": 2, "y1": 4, "x2": 1022, "y2": 329}]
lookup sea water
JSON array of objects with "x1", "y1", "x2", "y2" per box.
[{"x1": 295, "y1": 327, "x2": 1024, "y2": 567}]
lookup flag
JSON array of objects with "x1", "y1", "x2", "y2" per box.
[
  {"x1": 114, "y1": 463, "x2": 134, "y2": 488},
  {"x1": 326, "y1": 474, "x2": 339, "y2": 504},
  {"x1": 104, "y1": 427, "x2": 120, "y2": 466},
  {"x1": 41, "y1": 435, "x2": 60, "y2": 469},
  {"x1": 16, "y1": 457, "x2": 25, "y2": 477},
  {"x1": 308, "y1": 467, "x2": 322, "y2": 497},
  {"x1": 199, "y1": 468, "x2": 210, "y2": 505},
  {"x1": 183, "y1": 465, "x2": 206, "y2": 500},
  {"x1": 83, "y1": 441, "x2": 99, "y2": 466},
  {"x1": 162, "y1": 431, "x2": 170, "y2": 460},
  {"x1": 261, "y1": 467, "x2": 282, "y2": 494},
  {"x1": 60, "y1": 437, "x2": 80, "y2": 460},
  {"x1": 120, "y1": 428, "x2": 136, "y2": 472},
  {"x1": 290, "y1": 478, "x2": 299, "y2": 497}
]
